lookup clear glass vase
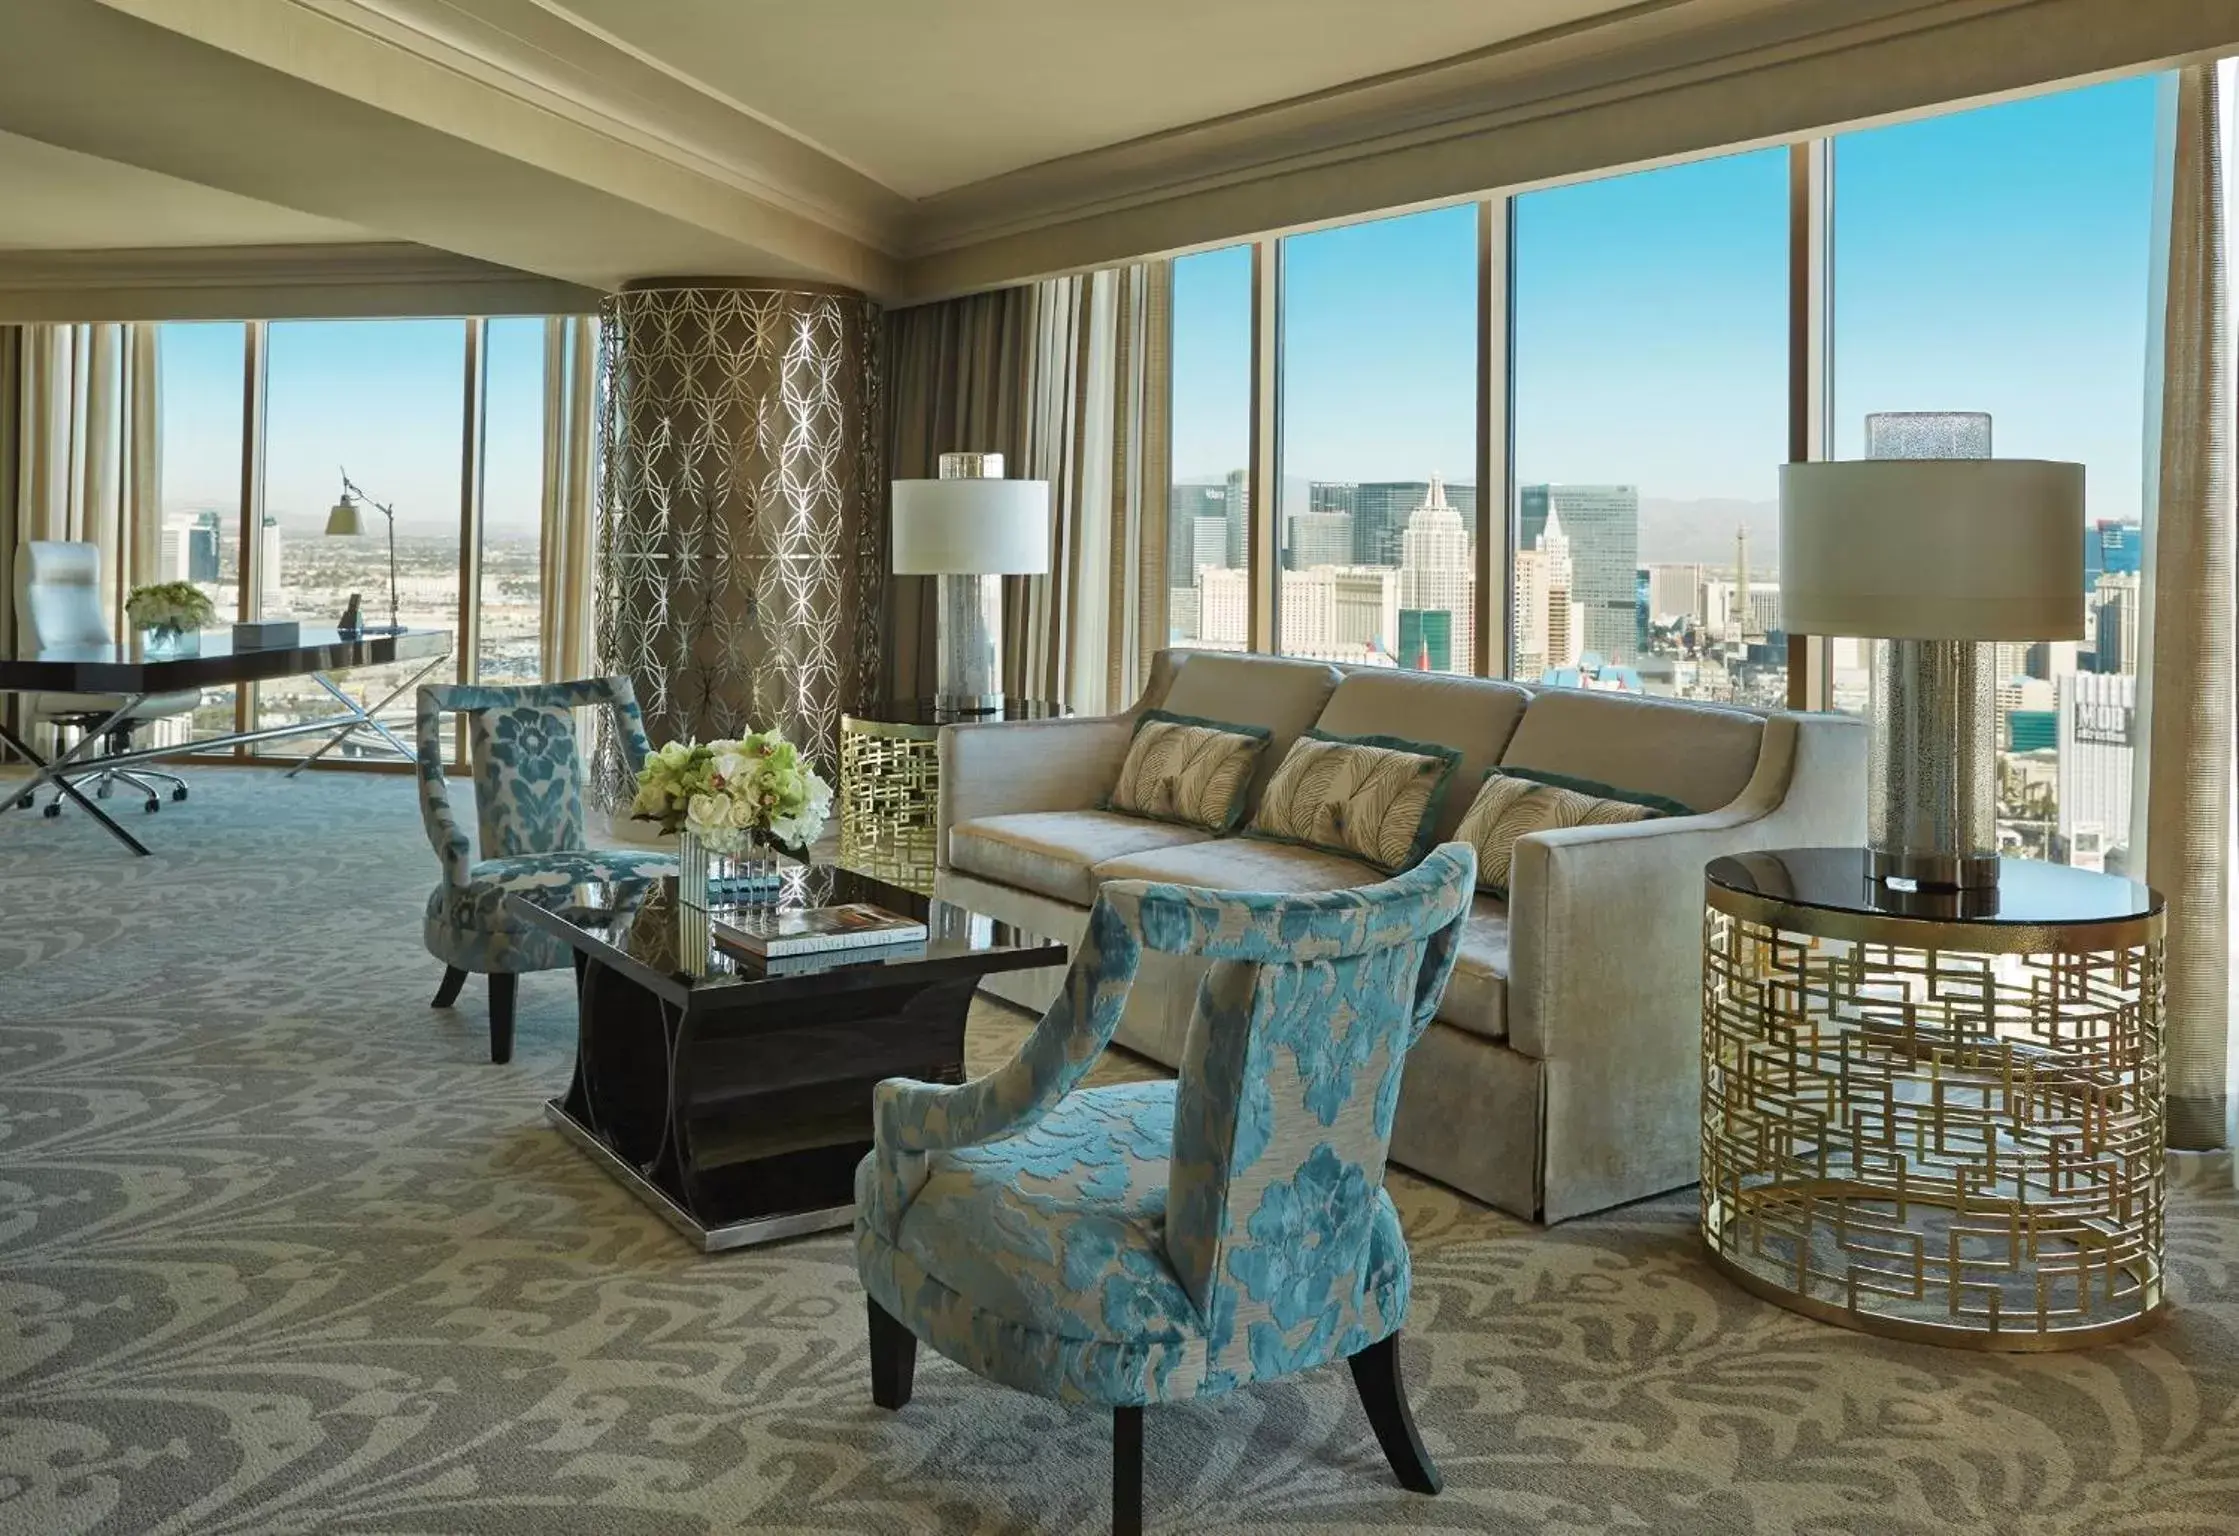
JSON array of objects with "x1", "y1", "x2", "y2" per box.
[
  {"x1": 140, "y1": 624, "x2": 199, "y2": 659},
  {"x1": 678, "y1": 827, "x2": 782, "y2": 911}
]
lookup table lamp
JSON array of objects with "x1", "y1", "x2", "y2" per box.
[
  {"x1": 891, "y1": 453, "x2": 1051, "y2": 714},
  {"x1": 1781, "y1": 419, "x2": 2084, "y2": 890},
  {"x1": 325, "y1": 470, "x2": 403, "y2": 635}
]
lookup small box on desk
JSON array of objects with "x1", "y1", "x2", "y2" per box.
[{"x1": 232, "y1": 618, "x2": 300, "y2": 649}]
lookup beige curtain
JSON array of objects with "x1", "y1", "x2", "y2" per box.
[
  {"x1": 540, "y1": 315, "x2": 598, "y2": 682},
  {"x1": 882, "y1": 288, "x2": 1036, "y2": 701},
  {"x1": 2134, "y1": 64, "x2": 2232, "y2": 1151},
  {"x1": 1004, "y1": 264, "x2": 1174, "y2": 715},
  {"x1": 0, "y1": 322, "x2": 163, "y2": 757}
]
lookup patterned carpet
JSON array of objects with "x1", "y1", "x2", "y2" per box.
[{"x1": 2, "y1": 767, "x2": 2236, "y2": 1536}]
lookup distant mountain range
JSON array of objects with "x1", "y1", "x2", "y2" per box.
[{"x1": 1637, "y1": 498, "x2": 1779, "y2": 566}]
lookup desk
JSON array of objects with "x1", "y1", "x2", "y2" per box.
[{"x1": 0, "y1": 627, "x2": 451, "y2": 855}]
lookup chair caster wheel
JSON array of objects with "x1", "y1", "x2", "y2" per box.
[
  {"x1": 43, "y1": 803, "x2": 62, "y2": 819},
  {"x1": 142, "y1": 799, "x2": 160, "y2": 814},
  {"x1": 95, "y1": 781, "x2": 114, "y2": 800},
  {"x1": 14, "y1": 793, "x2": 29, "y2": 810},
  {"x1": 171, "y1": 787, "x2": 188, "y2": 802}
]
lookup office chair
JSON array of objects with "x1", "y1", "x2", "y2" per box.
[{"x1": 12, "y1": 540, "x2": 200, "y2": 816}]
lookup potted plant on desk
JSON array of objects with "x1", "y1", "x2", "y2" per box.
[
  {"x1": 124, "y1": 582, "x2": 218, "y2": 658},
  {"x1": 629, "y1": 730, "x2": 833, "y2": 910}
]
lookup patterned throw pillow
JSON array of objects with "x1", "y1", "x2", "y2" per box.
[
  {"x1": 1456, "y1": 768, "x2": 1682, "y2": 899},
  {"x1": 1106, "y1": 709, "x2": 1272, "y2": 832},
  {"x1": 1246, "y1": 729, "x2": 1461, "y2": 871}
]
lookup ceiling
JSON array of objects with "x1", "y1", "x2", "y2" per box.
[
  {"x1": 537, "y1": 0, "x2": 1652, "y2": 199},
  {"x1": 1, "y1": 0, "x2": 2234, "y2": 316},
  {"x1": 0, "y1": 128, "x2": 362, "y2": 250}
]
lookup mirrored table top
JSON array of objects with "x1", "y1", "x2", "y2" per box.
[
  {"x1": 507, "y1": 863, "x2": 1067, "y2": 1010},
  {"x1": 1706, "y1": 847, "x2": 2160, "y2": 927}
]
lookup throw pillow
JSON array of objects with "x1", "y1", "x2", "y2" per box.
[
  {"x1": 1456, "y1": 768, "x2": 1675, "y2": 899},
  {"x1": 1246, "y1": 728, "x2": 1461, "y2": 871},
  {"x1": 1105, "y1": 709, "x2": 1272, "y2": 832}
]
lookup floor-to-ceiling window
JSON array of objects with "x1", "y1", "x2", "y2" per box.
[
  {"x1": 478, "y1": 317, "x2": 545, "y2": 684},
  {"x1": 1513, "y1": 148, "x2": 1789, "y2": 700},
  {"x1": 155, "y1": 322, "x2": 248, "y2": 742},
  {"x1": 1276, "y1": 206, "x2": 1477, "y2": 670},
  {"x1": 258, "y1": 319, "x2": 469, "y2": 759},
  {"x1": 1832, "y1": 78, "x2": 2158, "y2": 868},
  {"x1": 1167, "y1": 246, "x2": 1252, "y2": 651}
]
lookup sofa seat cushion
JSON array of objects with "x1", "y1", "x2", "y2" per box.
[
  {"x1": 1091, "y1": 835, "x2": 1386, "y2": 894},
  {"x1": 1437, "y1": 894, "x2": 1510, "y2": 1043},
  {"x1": 950, "y1": 811, "x2": 1213, "y2": 906}
]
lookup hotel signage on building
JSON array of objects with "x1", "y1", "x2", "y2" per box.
[{"x1": 2074, "y1": 698, "x2": 2133, "y2": 748}]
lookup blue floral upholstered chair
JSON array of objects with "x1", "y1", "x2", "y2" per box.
[
  {"x1": 854, "y1": 843, "x2": 1476, "y2": 1535},
  {"x1": 416, "y1": 679, "x2": 673, "y2": 1063}
]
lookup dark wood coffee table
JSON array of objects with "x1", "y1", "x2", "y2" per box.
[{"x1": 507, "y1": 865, "x2": 1066, "y2": 1252}]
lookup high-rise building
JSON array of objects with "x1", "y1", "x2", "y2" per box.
[
  {"x1": 1308, "y1": 481, "x2": 1359, "y2": 517},
  {"x1": 2084, "y1": 519, "x2": 2144, "y2": 587},
  {"x1": 1279, "y1": 565, "x2": 1399, "y2": 663},
  {"x1": 1287, "y1": 510, "x2": 1354, "y2": 570},
  {"x1": 1192, "y1": 515, "x2": 1229, "y2": 574},
  {"x1": 1352, "y1": 480, "x2": 1477, "y2": 566},
  {"x1": 1645, "y1": 563, "x2": 1706, "y2": 626},
  {"x1": 2091, "y1": 571, "x2": 2142, "y2": 675},
  {"x1": 2058, "y1": 670, "x2": 2136, "y2": 871},
  {"x1": 1513, "y1": 506, "x2": 1580, "y2": 680},
  {"x1": 1196, "y1": 566, "x2": 1250, "y2": 647},
  {"x1": 1168, "y1": 482, "x2": 1226, "y2": 584},
  {"x1": 1700, "y1": 581, "x2": 1781, "y2": 642},
  {"x1": 1397, "y1": 474, "x2": 1472, "y2": 670},
  {"x1": 1224, "y1": 468, "x2": 1250, "y2": 570},
  {"x1": 1520, "y1": 484, "x2": 1640, "y2": 663}
]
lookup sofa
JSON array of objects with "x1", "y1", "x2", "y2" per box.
[{"x1": 932, "y1": 649, "x2": 1866, "y2": 1223}]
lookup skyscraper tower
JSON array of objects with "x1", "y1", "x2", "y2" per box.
[
  {"x1": 1398, "y1": 474, "x2": 1473, "y2": 669},
  {"x1": 1519, "y1": 485, "x2": 1639, "y2": 662},
  {"x1": 1735, "y1": 523, "x2": 1757, "y2": 642},
  {"x1": 1224, "y1": 468, "x2": 1250, "y2": 570}
]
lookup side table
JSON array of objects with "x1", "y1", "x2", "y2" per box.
[
  {"x1": 838, "y1": 698, "x2": 1067, "y2": 894},
  {"x1": 1701, "y1": 848, "x2": 2165, "y2": 1350}
]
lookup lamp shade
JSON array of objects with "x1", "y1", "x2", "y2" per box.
[
  {"x1": 325, "y1": 496, "x2": 367, "y2": 536},
  {"x1": 1779, "y1": 459, "x2": 2086, "y2": 641},
  {"x1": 890, "y1": 478, "x2": 1051, "y2": 575}
]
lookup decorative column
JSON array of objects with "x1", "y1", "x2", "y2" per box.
[{"x1": 590, "y1": 281, "x2": 883, "y2": 810}]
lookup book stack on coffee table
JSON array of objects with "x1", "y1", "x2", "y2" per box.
[{"x1": 713, "y1": 903, "x2": 928, "y2": 973}]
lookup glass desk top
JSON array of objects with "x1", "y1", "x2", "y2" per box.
[
  {"x1": 508, "y1": 862, "x2": 1067, "y2": 1009},
  {"x1": 1706, "y1": 847, "x2": 2160, "y2": 928}
]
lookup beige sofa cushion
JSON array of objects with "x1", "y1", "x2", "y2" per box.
[
  {"x1": 1246, "y1": 729, "x2": 1459, "y2": 870},
  {"x1": 1091, "y1": 835, "x2": 1384, "y2": 894},
  {"x1": 949, "y1": 811, "x2": 1213, "y2": 906},
  {"x1": 1159, "y1": 653, "x2": 1340, "y2": 815},
  {"x1": 1313, "y1": 671, "x2": 1531, "y2": 840},
  {"x1": 1454, "y1": 770, "x2": 1665, "y2": 898},
  {"x1": 1106, "y1": 710, "x2": 1270, "y2": 832},
  {"x1": 1501, "y1": 687, "x2": 1764, "y2": 813},
  {"x1": 1438, "y1": 894, "x2": 1510, "y2": 1043}
]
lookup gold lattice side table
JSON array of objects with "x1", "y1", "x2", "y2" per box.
[
  {"x1": 1701, "y1": 848, "x2": 2166, "y2": 1350},
  {"x1": 838, "y1": 700, "x2": 1066, "y2": 897}
]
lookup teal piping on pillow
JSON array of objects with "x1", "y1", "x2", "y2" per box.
[
  {"x1": 1495, "y1": 764, "x2": 1696, "y2": 819},
  {"x1": 1242, "y1": 727, "x2": 1462, "y2": 872},
  {"x1": 1098, "y1": 707, "x2": 1274, "y2": 832}
]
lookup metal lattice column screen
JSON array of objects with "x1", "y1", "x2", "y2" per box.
[
  {"x1": 1700, "y1": 895, "x2": 2166, "y2": 1348},
  {"x1": 590, "y1": 283, "x2": 883, "y2": 810}
]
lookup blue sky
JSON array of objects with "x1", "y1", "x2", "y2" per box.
[
  {"x1": 161, "y1": 315, "x2": 547, "y2": 536},
  {"x1": 1173, "y1": 73, "x2": 2160, "y2": 523},
  {"x1": 162, "y1": 74, "x2": 2161, "y2": 541}
]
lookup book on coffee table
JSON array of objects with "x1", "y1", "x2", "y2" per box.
[{"x1": 712, "y1": 903, "x2": 928, "y2": 960}]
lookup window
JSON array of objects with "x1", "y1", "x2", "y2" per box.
[
  {"x1": 155, "y1": 322, "x2": 248, "y2": 743},
  {"x1": 258, "y1": 319, "x2": 468, "y2": 759},
  {"x1": 1277, "y1": 206, "x2": 1477, "y2": 670},
  {"x1": 1513, "y1": 148, "x2": 1789, "y2": 700},
  {"x1": 1833, "y1": 79, "x2": 2158, "y2": 868},
  {"x1": 1168, "y1": 246, "x2": 1252, "y2": 651},
  {"x1": 478, "y1": 318, "x2": 545, "y2": 684}
]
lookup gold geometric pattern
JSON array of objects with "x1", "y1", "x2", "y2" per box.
[
  {"x1": 589, "y1": 284, "x2": 883, "y2": 810},
  {"x1": 1701, "y1": 887, "x2": 2167, "y2": 1349},
  {"x1": 837, "y1": 715, "x2": 939, "y2": 895}
]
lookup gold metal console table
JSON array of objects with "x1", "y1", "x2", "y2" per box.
[
  {"x1": 838, "y1": 698, "x2": 1066, "y2": 895},
  {"x1": 1701, "y1": 848, "x2": 2165, "y2": 1350}
]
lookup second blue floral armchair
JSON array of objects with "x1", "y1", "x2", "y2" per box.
[
  {"x1": 416, "y1": 678, "x2": 673, "y2": 1063},
  {"x1": 854, "y1": 843, "x2": 1476, "y2": 1535}
]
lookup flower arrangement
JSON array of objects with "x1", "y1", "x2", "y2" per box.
[
  {"x1": 630, "y1": 730, "x2": 832, "y2": 856},
  {"x1": 124, "y1": 582, "x2": 218, "y2": 636}
]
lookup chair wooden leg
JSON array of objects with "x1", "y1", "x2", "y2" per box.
[
  {"x1": 867, "y1": 1297, "x2": 916, "y2": 1410},
  {"x1": 488, "y1": 974, "x2": 516, "y2": 1065},
  {"x1": 431, "y1": 966, "x2": 468, "y2": 1009},
  {"x1": 1112, "y1": 1405, "x2": 1142, "y2": 1536},
  {"x1": 1348, "y1": 1332, "x2": 1440, "y2": 1494}
]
